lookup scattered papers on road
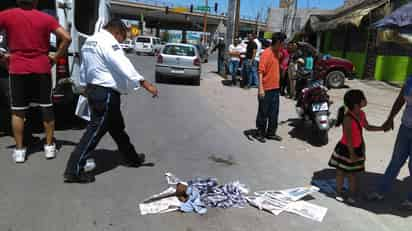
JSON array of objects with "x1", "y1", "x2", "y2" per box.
[
  {"x1": 286, "y1": 201, "x2": 328, "y2": 222},
  {"x1": 247, "y1": 186, "x2": 328, "y2": 222},
  {"x1": 247, "y1": 193, "x2": 292, "y2": 215},
  {"x1": 140, "y1": 175, "x2": 329, "y2": 222},
  {"x1": 139, "y1": 187, "x2": 182, "y2": 215},
  {"x1": 278, "y1": 186, "x2": 320, "y2": 201}
]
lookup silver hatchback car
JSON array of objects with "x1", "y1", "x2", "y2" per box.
[{"x1": 155, "y1": 43, "x2": 201, "y2": 85}]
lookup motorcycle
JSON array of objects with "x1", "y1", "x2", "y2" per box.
[{"x1": 295, "y1": 62, "x2": 331, "y2": 145}]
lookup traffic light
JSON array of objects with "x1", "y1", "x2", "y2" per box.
[
  {"x1": 214, "y1": 2, "x2": 218, "y2": 13},
  {"x1": 165, "y1": 6, "x2": 169, "y2": 14},
  {"x1": 190, "y1": 4, "x2": 193, "y2": 13}
]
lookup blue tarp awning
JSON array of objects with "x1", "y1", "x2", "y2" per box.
[{"x1": 374, "y1": 2, "x2": 412, "y2": 29}]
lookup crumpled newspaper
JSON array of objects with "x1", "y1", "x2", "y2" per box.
[
  {"x1": 139, "y1": 187, "x2": 182, "y2": 215},
  {"x1": 247, "y1": 186, "x2": 322, "y2": 218}
]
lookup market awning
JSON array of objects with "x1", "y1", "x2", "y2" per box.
[
  {"x1": 374, "y1": 2, "x2": 412, "y2": 29},
  {"x1": 312, "y1": 0, "x2": 388, "y2": 31}
]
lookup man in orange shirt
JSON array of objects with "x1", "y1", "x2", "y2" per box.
[{"x1": 255, "y1": 32, "x2": 286, "y2": 143}]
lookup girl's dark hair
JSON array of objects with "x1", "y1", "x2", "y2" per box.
[{"x1": 335, "y1": 89, "x2": 366, "y2": 127}]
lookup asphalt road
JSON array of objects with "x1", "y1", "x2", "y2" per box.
[{"x1": 0, "y1": 54, "x2": 411, "y2": 231}]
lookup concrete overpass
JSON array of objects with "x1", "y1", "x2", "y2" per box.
[{"x1": 110, "y1": 0, "x2": 267, "y2": 33}]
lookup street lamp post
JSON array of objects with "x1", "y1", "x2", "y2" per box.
[{"x1": 203, "y1": 0, "x2": 208, "y2": 45}]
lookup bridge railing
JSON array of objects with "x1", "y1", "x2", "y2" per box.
[{"x1": 124, "y1": 0, "x2": 266, "y2": 23}]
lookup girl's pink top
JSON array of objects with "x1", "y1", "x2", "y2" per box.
[{"x1": 340, "y1": 110, "x2": 366, "y2": 148}]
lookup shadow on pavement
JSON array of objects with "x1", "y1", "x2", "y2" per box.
[
  {"x1": 286, "y1": 118, "x2": 329, "y2": 147},
  {"x1": 90, "y1": 149, "x2": 155, "y2": 176},
  {"x1": 312, "y1": 168, "x2": 412, "y2": 217}
]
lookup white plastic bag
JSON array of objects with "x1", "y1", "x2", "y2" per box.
[{"x1": 75, "y1": 95, "x2": 91, "y2": 121}]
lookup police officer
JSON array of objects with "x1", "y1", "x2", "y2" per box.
[{"x1": 63, "y1": 19, "x2": 158, "y2": 183}]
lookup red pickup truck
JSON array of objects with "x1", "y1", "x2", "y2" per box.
[{"x1": 315, "y1": 55, "x2": 356, "y2": 89}]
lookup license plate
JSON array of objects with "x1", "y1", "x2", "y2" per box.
[
  {"x1": 312, "y1": 102, "x2": 329, "y2": 112},
  {"x1": 171, "y1": 69, "x2": 184, "y2": 74}
]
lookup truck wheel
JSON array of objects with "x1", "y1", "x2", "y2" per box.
[{"x1": 326, "y1": 71, "x2": 345, "y2": 89}]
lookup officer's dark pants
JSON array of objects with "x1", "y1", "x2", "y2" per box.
[
  {"x1": 256, "y1": 89, "x2": 280, "y2": 135},
  {"x1": 64, "y1": 85, "x2": 139, "y2": 176}
]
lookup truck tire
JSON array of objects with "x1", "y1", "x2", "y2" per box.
[{"x1": 326, "y1": 70, "x2": 345, "y2": 89}]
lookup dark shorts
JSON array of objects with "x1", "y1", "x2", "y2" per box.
[{"x1": 10, "y1": 74, "x2": 53, "y2": 111}]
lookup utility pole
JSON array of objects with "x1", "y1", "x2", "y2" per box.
[
  {"x1": 255, "y1": 12, "x2": 260, "y2": 35},
  {"x1": 234, "y1": 0, "x2": 240, "y2": 39},
  {"x1": 202, "y1": 0, "x2": 208, "y2": 45}
]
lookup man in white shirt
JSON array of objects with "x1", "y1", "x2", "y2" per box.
[
  {"x1": 254, "y1": 36, "x2": 262, "y2": 63},
  {"x1": 64, "y1": 19, "x2": 158, "y2": 183},
  {"x1": 228, "y1": 39, "x2": 242, "y2": 86}
]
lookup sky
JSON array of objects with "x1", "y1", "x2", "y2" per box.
[{"x1": 148, "y1": 0, "x2": 346, "y2": 19}]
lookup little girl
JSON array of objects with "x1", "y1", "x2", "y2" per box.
[{"x1": 329, "y1": 89, "x2": 384, "y2": 203}]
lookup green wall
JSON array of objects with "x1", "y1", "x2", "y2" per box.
[
  {"x1": 323, "y1": 31, "x2": 332, "y2": 52},
  {"x1": 345, "y1": 52, "x2": 366, "y2": 77},
  {"x1": 375, "y1": 56, "x2": 412, "y2": 83}
]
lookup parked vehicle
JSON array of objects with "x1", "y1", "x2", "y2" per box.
[
  {"x1": 155, "y1": 43, "x2": 201, "y2": 85},
  {"x1": 120, "y1": 39, "x2": 134, "y2": 53},
  {"x1": 0, "y1": 0, "x2": 111, "y2": 132},
  {"x1": 295, "y1": 61, "x2": 332, "y2": 145},
  {"x1": 195, "y1": 44, "x2": 208, "y2": 63},
  {"x1": 315, "y1": 55, "x2": 356, "y2": 89},
  {"x1": 296, "y1": 42, "x2": 355, "y2": 89},
  {"x1": 134, "y1": 36, "x2": 162, "y2": 56}
]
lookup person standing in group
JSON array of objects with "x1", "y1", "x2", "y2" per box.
[
  {"x1": 255, "y1": 32, "x2": 286, "y2": 143},
  {"x1": 329, "y1": 90, "x2": 384, "y2": 204},
  {"x1": 63, "y1": 19, "x2": 158, "y2": 183},
  {"x1": 252, "y1": 34, "x2": 262, "y2": 87},
  {"x1": 279, "y1": 43, "x2": 290, "y2": 96},
  {"x1": 367, "y1": 75, "x2": 412, "y2": 210},
  {"x1": 227, "y1": 39, "x2": 242, "y2": 86},
  {"x1": 288, "y1": 42, "x2": 300, "y2": 99},
  {"x1": 243, "y1": 34, "x2": 258, "y2": 89},
  {"x1": 0, "y1": 0, "x2": 72, "y2": 163},
  {"x1": 211, "y1": 38, "x2": 225, "y2": 75}
]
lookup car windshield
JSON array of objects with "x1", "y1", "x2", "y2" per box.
[
  {"x1": 137, "y1": 37, "x2": 151, "y2": 43},
  {"x1": 163, "y1": 45, "x2": 195, "y2": 57}
]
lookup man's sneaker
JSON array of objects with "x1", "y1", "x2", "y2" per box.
[
  {"x1": 366, "y1": 192, "x2": 385, "y2": 201},
  {"x1": 266, "y1": 134, "x2": 283, "y2": 141},
  {"x1": 44, "y1": 143, "x2": 57, "y2": 159},
  {"x1": 12, "y1": 148, "x2": 27, "y2": 163},
  {"x1": 64, "y1": 172, "x2": 95, "y2": 184},
  {"x1": 400, "y1": 200, "x2": 412, "y2": 211}
]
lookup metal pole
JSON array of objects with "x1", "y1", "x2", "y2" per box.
[
  {"x1": 234, "y1": 0, "x2": 240, "y2": 38},
  {"x1": 203, "y1": 0, "x2": 209, "y2": 45}
]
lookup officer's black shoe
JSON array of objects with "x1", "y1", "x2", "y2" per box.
[
  {"x1": 253, "y1": 131, "x2": 266, "y2": 143},
  {"x1": 123, "y1": 153, "x2": 146, "y2": 168},
  {"x1": 64, "y1": 172, "x2": 95, "y2": 184},
  {"x1": 266, "y1": 134, "x2": 283, "y2": 141}
]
